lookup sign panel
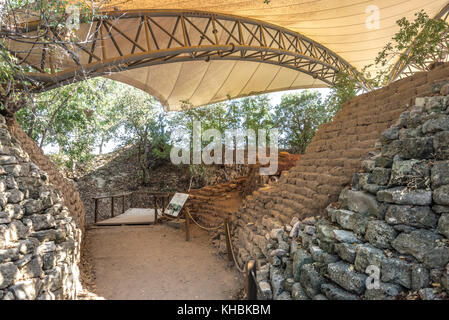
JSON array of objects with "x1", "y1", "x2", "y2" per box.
[{"x1": 164, "y1": 193, "x2": 189, "y2": 217}]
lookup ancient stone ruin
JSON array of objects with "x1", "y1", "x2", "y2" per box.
[
  {"x1": 0, "y1": 115, "x2": 82, "y2": 300},
  {"x1": 229, "y1": 68, "x2": 449, "y2": 300}
]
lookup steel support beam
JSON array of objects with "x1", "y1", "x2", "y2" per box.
[{"x1": 6, "y1": 10, "x2": 372, "y2": 92}]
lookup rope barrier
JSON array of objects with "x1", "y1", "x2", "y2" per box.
[
  {"x1": 225, "y1": 220, "x2": 246, "y2": 273},
  {"x1": 186, "y1": 209, "x2": 224, "y2": 231}
]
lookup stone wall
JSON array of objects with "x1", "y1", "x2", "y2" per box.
[
  {"x1": 7, "y1": 119, "x2": 85, "y2": 231},
  {"x1": 231, "y1": 64, "x2": 449, "y2": 272},
  {"x1": 0, "y1": 114, "x2": 82, "y2": 300},
  {"x1": 250, "y1": 92, "x2": 449, "y2": 300}
]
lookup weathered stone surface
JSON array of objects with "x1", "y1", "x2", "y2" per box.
[
  {"x1": 321, "y1": 283, "x2": 359, "y2": 300},
  {"x1": 382, "y1": 140, "x2": 402, "y2": 158},
  {"x1": 364, "y1": 282, "x2": 403, "y2": 300},
  {"x1": 431, "y1": 161, "x2": 449, "y2": 188},
  {"x1": 385, "y1": 205, "x2": 438, "y2": 229},
  {"x1": 315, "y1": 222, "x2": 336, "y2": 253},
  {"x1": 289, "y1": 221, "x2": 300, "y2": 238},
  {"x1": 419, "y1": 288, "x2": 442, "y2": 300},
  {"x1": 257, "y1": 281, "x2": 272, "y2": 300},
  {"x1": 309, "y1": 246, "x2": 339, "y2": 264},
  {"x1": 334, "y1": 243, "x2": 357, "y2": 263},
  {"x1": 283, "y1": 278, "x2": 295, "y2": 292},
  {"x1": 400, "y1": 137, "x2": 433, "y2": 160},
  {"x1": 7, "y1": 189, "x2": 24, "y2": 204},
  {"x1": 269, "y1": 266, "x2": 284, "y2": 299},
  {"x1": 313, "y1": 294, "x2": 328, "y2": 300},
  {"x1": 270, "y1": 228, "x2": 283, "y2": 240},
  {"x1": 9, "y1": 279, "x2": 41, "y2": 300},
  {"x1": 327, "y1": 262, "x2": 367, "y2": 294},
  {"x1": 433, "y1": 131, "x2": 449, "y2": 160},
  {"x1": 389, "y1": 159, "x2": 430, "y2": 188},
  {"x1": 433, "y1": 205, "x2": 449, "y2": 214},
  {"x1": 0, "y1": 248, "x2": 19, "y2": 263},
  {"x1": 292, "y1": 248, "x2": 313, "y2": 281},
  {"x1": 0, "y1": 115, "x2": 81, "y2": 300},
  {"x1": 372, "y1": 168, "x2": 391, "y2": 186},
  {"x1": 0, "y1": 212, "x2": 11, "y2": 224},
  {"x1": 374, "y1": 156, "x2": 393, "y2": 168},
  {"x1": 411, "y1": 264, "x2": 430, "y2": 290},
  {"x1": 275, "y1": 291, "x2": 291, "y2": 300},
  {"x1": 299, "y1": 264, "x2": 326, "y2": 298},
  {"x1": 365, "y1": 220, "x2": 397, "y2": 249},
  {"x1": 31, "y1": 230, "x2": 57, "y2": 242},
  {"x1": 377, "y1": 187, "x2": 432, "y2": 206},
  {"x1": 0, "y1": 262, "x2": 18, "y2": 289},
  {"x1": 438, "y1": 213, "x2": 449, "y2": 238},
  {"x1": 423, "y1": 245, "x2": 449, "y2": 269},
  {"x1": 23, "y1": 199, "x2": 43, "y2": 215},
  {"x1": 422, "y1": 115, "x2": 449, "y2": 134},
  {"x1": 339, "y1": 190, "x2": 381, "y2": 217},
  {"x1": 29, "y1": 214, "x2": 56, "y2": 231},
  {"x1": 354, "y1": 244, "x2": 386, "y2": 273},
  {"x1": 0, "y1": 156, "x2": 17, "y2": 165},
  {"x1": 332, "y1": 230, "x2": 361, "y2": 244},
  {"x1": 291, "y1": 282, "x2": 309, "y2": 300},
  {"x1": 333, "y1": 209, "x2": 357, "y2": 230},
  {"x1": 381, "y1": 258, "x2": 412, "y2": 288},
  {"x1": 392, "y1": 230, "x2": 441, "y2": 261},
  {"x1": 21, "y1": 257, "x2": 43, "y2": 278},
  {"x1": 433, "y1": 185, "x2": 449, "y2": 205}
]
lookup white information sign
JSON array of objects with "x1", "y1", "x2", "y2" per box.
[{"x1": 164, "y1": 193, "x2": 189, "y2": 217}]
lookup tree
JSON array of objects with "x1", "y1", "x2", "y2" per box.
[
  {"x1": 114, "y1": 86, "x2": 171, "y2": 185},
  {"x1": 365, "y1": 10, "x2": 449, "y2": 86},
  {"x1": 273, "y1": 91, "x2": 332, "y2": 154},
  {"x1": 16, "y1": 78, "x2": 121, "y2": 173},
  {"x1": 324, "y1": 72, "x2": 358, "y2": 114},
  {"x1": 0, "y1": 0, "x2": 101, "y2": 117}
]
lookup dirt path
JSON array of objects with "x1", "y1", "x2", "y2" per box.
[{"x1": 86, "y1": 224, "x2": 243, "y2": 300}]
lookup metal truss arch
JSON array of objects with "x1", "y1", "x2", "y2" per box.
[{"x1": 11, "y1": 9, "x2": 373, "y2": 95}]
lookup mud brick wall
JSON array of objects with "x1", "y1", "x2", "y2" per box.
[
  {"x1": 187, "y1": 152, "x2": 300, "y2": 227},
  {"x1": 231, "y1": 63, "x2": 449, "y2": 275},
  {"x1": 6, "y1": 119, "x2": 85, "y2": 232}
]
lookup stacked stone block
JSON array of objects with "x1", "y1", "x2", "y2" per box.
[
  {"x1": 0, "y1": 114, "x2": 82, "y2": 300},
  {"x1": 231, "y1": 64, "x2": 449, "y2": 289},
  {"x1": 251, "y1": 92, "x2": 449, "y2": 300},
  {"x1": 7, "y1": 119, "x2": 85, "y2": 231}
]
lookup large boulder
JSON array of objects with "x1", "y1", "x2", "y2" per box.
[
  {"x1": 327, "y1": 261, "x2": 367, "y2": 294},
  {"x1": 339, "y1": 190, "x2": 382, "y2": 218},
  {"x1": 377, "y1": 187, "x2": 432, "y2": 206},
  {"x1": 392, "y1": 229, "x2": 442, "y2": 261},
  {"x1": 365, "y1": 220, "x2": 397, "y2": 249},
  {"x1": 385, "y1": 205, "x2": 438, "y2": 229}
]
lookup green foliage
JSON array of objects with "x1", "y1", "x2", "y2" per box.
[
  {"x1": 324, "y1": 72, "x2": 358, "y2": 114},
  {"x1": 16, "y1": 78, "x2": 116, "y2": 172},
  {"x1": 366, "y1": 10, "x2": 449, "y2": 86},
  {"x1": 274, "y1": 90, "x2": 333, "y2": 154}
]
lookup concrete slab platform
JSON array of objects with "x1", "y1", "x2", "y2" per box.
[{"x1": 96, "y1": 208, "x2": 162, "y2": 226}]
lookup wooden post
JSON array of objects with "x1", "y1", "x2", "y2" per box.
[
  {"x1": 153, "y1": 195, "x2": 158, "y2": 225},
  {"x1": 224, "y1": 218, "x2": 233, "y2": 261},
  {"x1": 122, "y1": 194, "x2": 125, "y2": 214},
  {"x1": 111, "y1": 196, "x2": 115, "y2": 218},
  {"x1": 185, "y1": 208, "x2": 191, "y2": 241},
  {"x1": 246, "y1": 260, "x2": 257, "y2": 300},
  {"x1": 94, "y1": 198, "x2": 98, "y2": 223},
  {"x1": 162, "y1": 196, "x2": 167, "y2": 214}
]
